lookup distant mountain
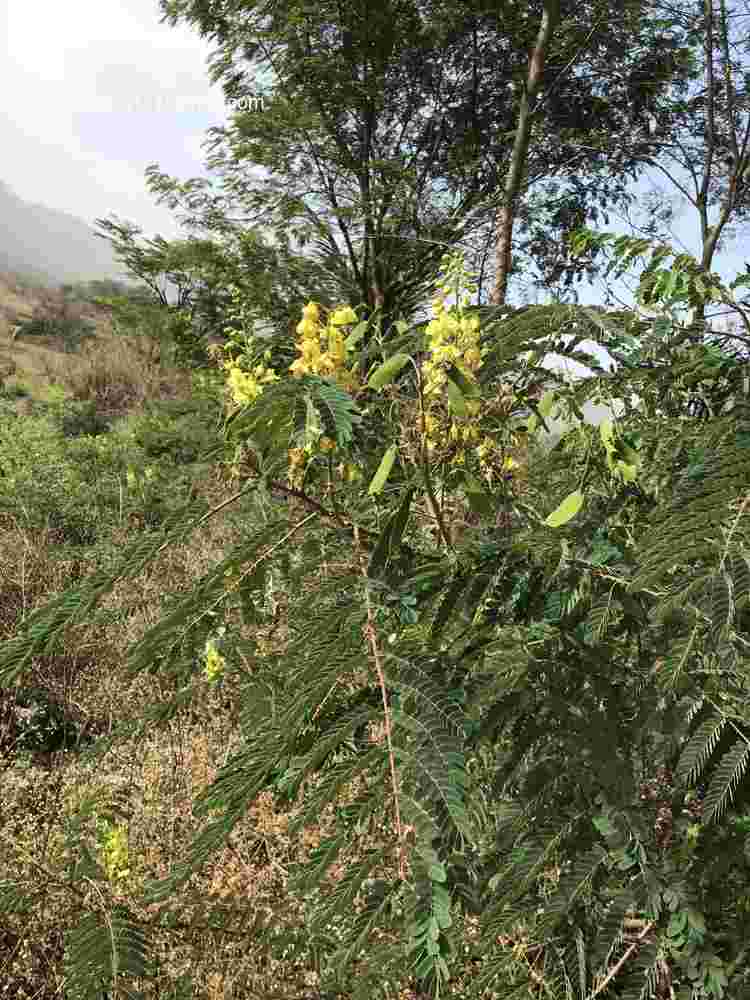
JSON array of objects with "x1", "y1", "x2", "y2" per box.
[{"x1": 0, "y1": 181, "x2": 130, "y2": 287}]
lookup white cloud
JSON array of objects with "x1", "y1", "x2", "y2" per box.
[{"x1": 1, "y1": 0, "x2": 227, "y2": 238}]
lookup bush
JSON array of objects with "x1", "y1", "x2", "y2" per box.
[
  {"x1": 56, "y1": 400, "x2": 111, "y2": 438},
  {"x1": 0, "y1": 382, "x2": 29, "y2": 400},
  {"x1": 0, "y1": 411, "x2": 126, "y2": 545},
  {"x1": 2, "y1": 686, "x2": 81, "y2": 754},
  {"x1": 14, "y1": 313, "x2": 97, "y2": 353},
  {"x1": 129, "y1": 397, "x2": 224, "y2": 466}
]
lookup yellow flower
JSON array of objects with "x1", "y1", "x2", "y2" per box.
[
  {"x1": 330, "y1": 306, "x2": 357, "y2": 326},
  {"x1": 463, "y1": 347, "x2": 481, "y2": 369},
  {"x1": 318, "y1": 436, "x2": 335, "y2": 451},
  {"x1": 204, "y1": 638, "x2": 226, "y2": 683},
  {"x1": 327, "y1": 326, "x2": 347, "y2": 362},
  {"x1": 301, "y1": 338, "x2": 321, "y2": 362},
  {"x1": 99, "y1": 821, "x2": 130, "y2": 883},
  {"x1": 302, "y1": 302, "x2": 320, "y2": 322}
]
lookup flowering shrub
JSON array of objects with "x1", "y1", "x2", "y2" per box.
[
  {"x1": 203, "y1": 636, "x2": 226, "y2": 684},
  {"x1": 213, "y1": 252, "x2": 534, "y2": 507}
]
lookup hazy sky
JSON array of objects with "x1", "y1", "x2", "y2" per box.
[
  {"x1": 1, "y1": 0, "x2": 223, "y2": 239},
  {"x1": 1, "y1": 0, "x2": 747, "y2": 377}
]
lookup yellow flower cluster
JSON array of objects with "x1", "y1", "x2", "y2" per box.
[
  {"x1": 204, "y1": 637, "x2": 226, "y2": 683},
  {"x1": 224, "y1": 357, "x2": 279, "y2": 406},
  {"x1": 285, "y1": 302, "x2": 363, "y2": 486},
  {"x1": 98, "y1": 820, "x2": 130, "y2": 884},
  {"x1": 289, "y1": 302, "x2": 360, "y2": 393},
  {"x1": 413, "y1": 256, "x2": 526, "y2": 490},
  {"x1": 419, "y1": 255, "x2": 484, "y2": 465}
]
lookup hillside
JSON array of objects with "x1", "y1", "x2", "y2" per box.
[{"x1": 0, "y1": 181, "x2": 128, "y2": 287}]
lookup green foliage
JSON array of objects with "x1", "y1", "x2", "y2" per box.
[
  {"x1": 15, "y1": 312, "x2": 97, "y2": 352},
  {"x1": 0, "y1": 400, "x2": 218, "y2": 547},
  {"x1": 5, "y1": 236, "x2": 750, "y2": 999},
  {"x1": 64, "y1": 908, "x2": 152, "y2": 999},
  {"x1": 0, "y1": 381, "x2": 29, "y2": 400},
  {"x1": 3, "y1": 685, "x2": 83, "y2": 753},
  {"x1": 57, "y1": 399, "x2": 111, "y2": 438},
  {"x1": 130, "y1": 397, "x2": 223, "y2": 466}
]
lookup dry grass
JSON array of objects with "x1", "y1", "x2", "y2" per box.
[
  {"x1": 0, "y1": 477, "x2": 443, "y2": 998},
  {"x1": 0, "y1": 273, "x2": 193, "y2": 409},
  {"x1": 0, "y1": 276, "x2": 492, "y2": 999},
  {"x1": 1, "y1": 470, "x2": 329, "y2": 997}
]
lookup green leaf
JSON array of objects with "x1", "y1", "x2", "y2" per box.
[
  {"x1": 367, "y1": 487, "x2": 414, "y2": 578},
  {"x1": 445, "y1": 363, "x2": 480, "y2": 399},
  {"x1": 428, "y1": 862, "x2": 447, "y2": 883},
  {"x1": 538, "y1": 390, "x2": 556, "y2": 418},
  {"x1": 389, "y1": 486, "x2": 415, "y2": 551},
  {"x1": 368, "y1": 444, "x2": 398, "y2": 495},
  {"x1": 344, "y1": 320, "x2": 369, "y2": 349},
  {"x1": 304, "y1": 395, "x2": 323, "y2": 450},
  {"x1": 545, "y1": 490, "x2": 584, "y2": 527},
  {"x1": 368, "y1": 353, "x2": 411, "y2": 390},
  {"x1": 446, "y1": 378, "x2": 468, "y2": 416},
  {"x1": 592, "y1": 814, "x2": 616, "y2": 838},
  {"x1": 367, "y1": 521, "x2": 393, "y2": 578}
]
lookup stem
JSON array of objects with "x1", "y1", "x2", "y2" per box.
[
  {"x1": 354, "y1": 525, "x2": 407, "y2": 880},
  {"x1": 588, "y1": 921, "x2": 655, "y2": 999},
  {"x1": 411, "y1": 356, "x2": 453, "y2": 551}
]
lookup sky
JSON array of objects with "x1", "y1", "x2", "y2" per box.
[
  {"x1": 1, "y1": 0, "x2": 224, "y2": 240},
  {"x1": 2, "y1": 0, "x2": 748, "y2": 379}
]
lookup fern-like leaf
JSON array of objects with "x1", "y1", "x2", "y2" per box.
[
  {"x1": 702, "y1": 736, "x2": 750, "y2": 824},
  {"x1": 676, "y1": 715, "x2": 727, "y2": 785},
  {"x1": 64, "y1": 908, "x2": 151, "y2": 999}
]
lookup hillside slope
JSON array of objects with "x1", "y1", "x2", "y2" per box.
[{"x1": 0, "y1": 181, "x2": 127, "y2": 287}]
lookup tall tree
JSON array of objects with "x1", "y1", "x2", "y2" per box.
[
  {"x1": 638, "y1": 0, "x2": 750, "y2": 329},
  {"x1": 147, "y1": 0, "x2": 695, "y2": 331}
]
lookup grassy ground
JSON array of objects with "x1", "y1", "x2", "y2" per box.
[{"x1": 0, "y1": 279, "x2": 489, "y2": 999}]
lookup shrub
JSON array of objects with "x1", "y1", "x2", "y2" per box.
[
  {"x1": 56, "y1": 400, "x2": 111, "y2": 438},
  {"x1": 0, "y1": 382, "x2": 28, "y2": 400},
  {"x1": 6, "y1": 241, "x2": 750, "y2": 999},
  {"x1": 2, "y1": 686, "x2": 81, "y2": 754},
  {"x1": 14, "y1": 313, "x2": 96, "y2": 353}
]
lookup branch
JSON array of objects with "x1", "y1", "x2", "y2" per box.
[
  {"x1": 491, "y1": 0, "x2": 562, "y2": 306},
  {"x1": 353, "y1": 525, "x2": 407, "y2": 881},
  {"x1": 588, "y1": 921, "x2": 655, "y2": 1000}
]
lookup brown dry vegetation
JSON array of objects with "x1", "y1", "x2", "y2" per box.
[{"x1": 0, "y1": 274, "x2": 452, "y2": 999}]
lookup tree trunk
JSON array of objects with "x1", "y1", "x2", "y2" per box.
[{"x1": 491, "y1": 0, "x2": 561, "y2": 306}]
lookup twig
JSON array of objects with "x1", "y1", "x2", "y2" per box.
[
  {"x1": 588, "y1": 921, "x2": 655, "y2": 999},
  {"x1": 354, "y1": 525, "x2": 407, "y2": 880}
]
